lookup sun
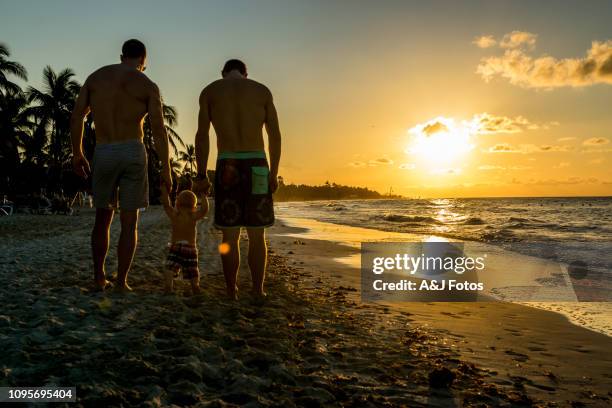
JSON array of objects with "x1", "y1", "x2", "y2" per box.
[{"x1": 405, "y1": 117, "x2": 474, "y2": 167}]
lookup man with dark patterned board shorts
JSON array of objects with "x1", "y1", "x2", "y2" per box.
[{"x1": 193, "y1": 59, "x2": 282, "y2": 300}]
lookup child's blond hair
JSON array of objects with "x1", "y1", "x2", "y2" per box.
[{"x1": 176, "y1": 190, "x2": 197, "y2": 210}]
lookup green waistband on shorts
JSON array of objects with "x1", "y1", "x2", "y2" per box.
[{"x1": 217, "y1": 151, "x2": 266, "y2": 160}]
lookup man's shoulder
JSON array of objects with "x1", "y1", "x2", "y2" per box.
[
  {"x1": 88, "y1": 64, "x2": 154, "y2": 87},
  {"x1": 202, "y1": 79, "x2": 224, "y2": 92}
]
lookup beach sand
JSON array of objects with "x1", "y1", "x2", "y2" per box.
[
  {"x1": 0, "y1": 207, "x2": 610, "y2": 406},
  {"x1": 268, "y1": 215, "x2": 612, "y2": 406}
]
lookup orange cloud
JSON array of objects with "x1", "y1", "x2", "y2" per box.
[
  {"x1": 476, "y1": 34, "x2": 612, "y2": 88},
  {"x1": 499, "y1": 31, "x2": 537, "y2": 49},
  {"x1": 473, "y1": 35, "x2": 497, "y2": 49},
  {"x1": 583, "y1": 137, "x2": 610, "y2": 146}
]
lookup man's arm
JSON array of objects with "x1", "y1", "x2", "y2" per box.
[
  {"x1": 70, "y1": 81, "x2": 91, "y2": 178},
  {"x1": 160, "y1": 184, "x2": 176, "y2": 219},
  {"x1": 264, "y1": 89, "x2": 282, "y2": 192},
  {"x1": 194, "y1": 89, "x2": 211, "y2": 193},
  {"x1": 148, "y1": 83, "x2": 171, "y2": 189},
  {"x1": 194, "y1": 193, "x2": 209, "y2": 220}
]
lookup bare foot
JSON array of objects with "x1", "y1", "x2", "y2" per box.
[
  {"x1": 252, "y1": 290, "x2": 267, "y2": 298},
  {"x1": 114, "y1": 282, "x2": 133, "y2": 292},
  {"x1": 227, "y1": 287, "x2": 238, "y2": 301},
  {"x1": 94, "y1": 279, "x2": 113, "y2": 292}
]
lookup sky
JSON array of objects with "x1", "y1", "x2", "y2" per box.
[{"x1": 2, "y1": 0, "x2": 611, "y2": 197}]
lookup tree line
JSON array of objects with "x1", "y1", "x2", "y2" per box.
[
  {"x1": 0, "y1": 42, "x2": 194, "y2": 204},
  {"x1": 1, "y1": 42, "x2": 394, "y2": 205}
]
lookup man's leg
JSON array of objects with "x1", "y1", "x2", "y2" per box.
[
  {"x1": 116, "y1": 209, "x2": 139, "y2": 290},
  {"x1": 220, "y1": 228, "x2": 241, "y2": 300},
  {"x1": 246, "y1": 227, "x2": 267, "y2": 296},
  {"x1": 92, "y1": 208, "x2": 114, "y2": 289}
]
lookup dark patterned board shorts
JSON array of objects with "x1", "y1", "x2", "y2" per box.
[
  {"x1": 214, "y1": 151, "x2": 275, "y2": 228},
  {"x1": 166, "y1": 242, "x2": 199, "y2": 280}
]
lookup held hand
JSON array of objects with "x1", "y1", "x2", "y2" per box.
[
  {"x1": 160, "y1": 166, "x2": 173, "y2": 192},
  {"x1": 268, "y1": 173, "x2": 279, "y2": 194},
  {"x1": 193, "y1": 178, "x2": 211, "y2": 195},
  {"x1": 72, "y1": 154, "x2": 90, "y2": 179}
]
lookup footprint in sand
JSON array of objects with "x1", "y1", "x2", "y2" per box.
[{"x1": 505, "y1": 350, "x2": 529, "y2": 362}]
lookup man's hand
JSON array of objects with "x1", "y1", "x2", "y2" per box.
[
  {"x1": 72, "y1": 154, "x2": 90, "y2": 179},
  {"x1": 269, "y1": 173, "x2": 279, "y2": 194},
  {"x1": 160, "y1": 183, "x2": 169, "y2": 197},
  {"x1": 160, "y1": 165, "x2": 172, "y2": 192},
  {"x1": 193, "y1": 177, "x2": 211, "y2": 195}
]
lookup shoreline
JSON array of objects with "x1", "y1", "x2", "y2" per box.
[
  {"x1": 268, "y1": 214, "x2": 612, "y2": 404},
  {"x1": 0, "y1": 208, "x2": 610, "y2": 405},
  {"x1": 271, "y1": 213, "x2": 612, "y2": 338}
]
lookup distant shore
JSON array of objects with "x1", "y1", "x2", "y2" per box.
[{"x1": 0, "y1": 208, "x2": 610, "y2": 406}]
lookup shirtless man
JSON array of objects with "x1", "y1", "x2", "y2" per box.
[
  {"x1": 194, "y1": 59, "x2": 281, "y2": 299},
  {"x1": 70, "y1": 39, "x2": 172, "y2": 291}
]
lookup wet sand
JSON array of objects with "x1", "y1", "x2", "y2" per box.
[
  {"x1": 0, "y1": 207, "x2": 610, "y2": 406},
  {"x1": 269, "y1": 216, "x2": 612, "y2": 406}
]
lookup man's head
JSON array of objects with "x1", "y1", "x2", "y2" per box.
[
  {"x1": 222, "y1": 59, "x2": 247, "y2": 78},
  {"x1": 121, "y1": 39, "x2": 147, "y2": 72},
  {"x1": 176, "y1": 190, "x2": 197, "y2": 211}
]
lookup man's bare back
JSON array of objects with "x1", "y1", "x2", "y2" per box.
[
  {"x1": 202, "y1": 76, "x2": 273, "y2": 152},
  {"x1": 70, "y1": 39, "x2": 172, "y2": 292},
  {"x1": 193, "y1": 59, "x2": 282, "y2": 299},
  {"x1": 85, "y1": 64, "x2": 155, "y2": 144}
]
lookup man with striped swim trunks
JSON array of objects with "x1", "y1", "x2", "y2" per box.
[
  {"x1": 194, "y1": 59, "x2": 282, "y2": 300},
  {"x1": 70, "y1": 39, "x2": 172, "y2": 291}
]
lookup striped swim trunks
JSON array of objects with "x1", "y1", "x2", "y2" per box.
[
  {"x1": 166, "y1": 241, "x2": 199, "y2": 280},
  {"x1": 92, "y1": 139, "x2": 148, "y2": 210}
]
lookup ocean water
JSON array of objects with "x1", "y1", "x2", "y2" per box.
[{"x1": 276, "y1": 197, "x2": 612, "y2": 297}]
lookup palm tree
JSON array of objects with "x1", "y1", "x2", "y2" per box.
[
  {"x1": 0, "y1": 43, "x2": 27, "y2": 95},
  {"x1": 27, "y1": 66, "x2": 80, "y2": 176},
  {"x1": 179, "y1": 144, "x2": 197, "y2": 176},
  {"x1": 169, "y1": 157, "x2": 182, "y2": 174},
  {"x1": 142, "y1": 102, "x2": 184, "y2": 158},
  {"x1": 142, "y1": 101, "x2": 184, "y2": 203},
  {"x1": 0, "y1": 88, "x2": 34, "y2": 192}
]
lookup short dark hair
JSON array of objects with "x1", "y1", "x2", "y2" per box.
[
  {"x1": 222, "y1": 59, "x2": 247, "y2": 76},
  {"x1": 122, "y1": 39, "x2": 146, "y2": 59}
]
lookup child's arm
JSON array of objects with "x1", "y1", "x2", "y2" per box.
[
  {"x1": 160, "y1": 184, "x2": 176, "y2": 219},
  {"x1": 195, "y1": 193, "x2": 209, "y2": 220}
]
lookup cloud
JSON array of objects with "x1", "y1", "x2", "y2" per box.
[
  {"x1": 555, "y1": 162, "x2": 571, "y2": 168},
  {"x1": 412, "y1": 113, "x2": 554, "y2": 139},
  {"x1": 431, "y1": 168, "x2": 461, "y2": 175},
  {"x1": 473, "y1": 35, "x2": 497, "y2": 49},
  {"x1": 370, "y1": 158, "x2": 394, "y2": 166},
  {"x1": 499, "y1": 31, "x2": 537, "y2": 49},
  {"x1": 557, "y1": 136, "x2": 576, "y2": 142},
  {"x1": 466, "y1": 112, "x2": 550, "y2": 134},
  {"x1": 478, "y1": 165, "x2": 505, "y2": 170},
  {"x1": 487, "y1": 143, "x2": 570, "y2": 153},
  {"x1": 583, "y1": 137, "x2": 610, "y2": 146},
  {"x1": 399, "y1": 163, "x2": 416, "y2": 170},
  {"x1": 350, "y1": 158, "x2": 394, "y2": 167},
  {"x1": 422, "y1": 121, "x2": 449, "y2": 136},
  {"x1": 475, "y1": 35, "x2": 612, "y2": 88},
  {"x1": 488, "y1": 143, "x2": 520, "y2": 153}
]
